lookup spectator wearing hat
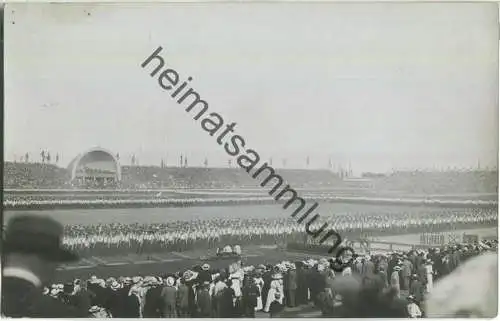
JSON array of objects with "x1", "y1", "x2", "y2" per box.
[
  {"x1": 242, "y1": 275, "x2": 260, "y2": 317},
  {"x1": 219, "y1": 279, "x2": 235, "y2": 318},
  {"x1": 362, "y1": 255, "x2": 376, "y2": 276},
  {"x1": 196, "y1": 281, "x2": 212, "y2": 318},
  {"x1": 409, "y1": 274, "x2": 425, "y2": 305},
  {"x1": 107, "y1": 281, "x2": 125, "y2": 317},
  {"x1": 176, "y1": 278, "x2": 190, "y2": 317},
  {"x1": 401, "y1": 256, "x2": 413, "y2": 295},
  {"x1": 264, "y1": 274, "x2": 283, "y2": 312},
  {"x1": 72, "y1": 279, "x2": 92, "y2": 316},
  {"x1": 424, "y1": 259, "x2": 434, "y2": 293},
  {"x1": 198, "y1": 263, "x2": 212, "y2": 284},
  {"x1": 269, "y1": 293, "x2": 284, "y2": 318},
  {"x1": 127, "y1": 286, "x2": 142, "y2": 317},
  {"x1": 1, "y1": 215, "x2": 86, "y2": 318},
  {"x1": 390, "y1": 266, "x2": 402, "y2": 298},
  {"x1": 253, "y1": 271, "x2": 264, "y2": 311},
  {"x1": 285, "y1": 264, "x2": 297, "y2": 308},
  {"x1": 407, "y1": 295, "x2": 422, "y2": 318},
  {"x1": 143, "y1": 277, "x2": 162, "y2": 318},
  {"x1": 160, "y1": 277, "x2": 177, "y2": 318},
  {"x1": 211, "y1": 276, "x2": 227, "y2": 317}
]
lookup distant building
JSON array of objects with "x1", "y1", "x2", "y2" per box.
[{"x1": 67, "y1": 147, "x2": 121, "y2": 187}]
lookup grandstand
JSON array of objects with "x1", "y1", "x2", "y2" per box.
[
  {"x1": 2, "y1": 148, "x2": 498, "y2": 195},
  {"x1": 4, "y1": 161, "x2": 498, "y2": 195}
]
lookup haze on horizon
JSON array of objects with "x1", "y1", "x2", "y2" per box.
[{"x1": 4, "y1": 3, "x2": 499, "y2": 175}]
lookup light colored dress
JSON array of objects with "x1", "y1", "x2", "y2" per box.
[
  {"x1": 264, "y1": 280, "x2": 283, "y2": 312},
  {"x1": 390, "y1": 271, "x2": 401, "y2": 298},
  {"x1": 254, "y1": 277, "x2": 264, "y2": 311},
  {"x1": 425, "y1": 264, "x2": 433, "y2": 293}
]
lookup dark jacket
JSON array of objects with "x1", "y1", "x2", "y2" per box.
[
  {"x1": 143, "y1": 286, "x2": 162, "y2": 317},
  {"x1": 409, "y1": 279, "x2": 425, "y2": 303},
  {"x1": 176, "y1": 283, "x2": 189, "y2": 309},
  {"x1": 160, "y1": 286, "x2": 177, "y2": 313},
  {"x1": 1, "y1": 277, "x2": 87, "y2": 318},
  {"x1": 286, "y1": 270, "x2": 298, "y2": 290},
  {"x1": 196, "y1": 288, "x2": 212, "y2": 317},
  {"x1": 242, "y1": 283, "x2": 260, "y2": 308}
]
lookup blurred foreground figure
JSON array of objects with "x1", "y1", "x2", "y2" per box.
[
  {"x1": 1, "y1": 215, "x2": 87, "y2": 318},
  {"x1": 425, "y1": 252, "x2": 498, "y2": 318}
]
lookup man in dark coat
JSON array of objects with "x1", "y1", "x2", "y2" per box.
[
  {"x1": 286, "y1": 266, "x2": 298, "y2": 307},
  {"x1": 176, "y1": 279, "x2": 190, "y2": 317},
  {"x1": 242, "y1": 276, "x2": 260, "y2": 317},
  {"x1": 196, "y1": 282, "x2": 212, "y2": 317},
  {"x1": 160, "y1": 277, "x2": 178, "y2": 318},
  {"x1": 409, "y1": 274, "x2": 425, "y2": 305},
  {"x1": 143, "y1": 279, "x2": 162, "y2": 317},
  {"x1": 1, "y1": 215, "x2": 87, "y2": 318},
  {"x1": 73, "y1": 281, "x2": 92, "y2": 316}
]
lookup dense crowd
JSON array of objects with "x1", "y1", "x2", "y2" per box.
[
  {"x1": 43, "y1": 240, "x2": 498, "y2": 318},
  {"x1": 60, "y1": 208, "x2": 497, "y2": 257},
  {"x1": 4, "y1": 162, "x2": 69, "y2": 189},
  {"x1": 4, "y1": 162, "x2": 341, "y2": 190},
  {"x1": 374, "y1": 170, "x2": 498, "y2": 195},
  {"x1": 4, "y1": 162, "x2": 498, "y2": 195}
]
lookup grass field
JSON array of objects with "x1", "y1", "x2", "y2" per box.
[{"x1": 54, "y1": 246, "x2": 324, "y2": 282}]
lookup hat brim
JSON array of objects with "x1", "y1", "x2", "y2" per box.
[{"x1": 4, "y1": 241, "x2": 79, "y2": 262}]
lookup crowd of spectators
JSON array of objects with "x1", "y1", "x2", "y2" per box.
[
  {"x1": 4, "y1": 162, "x2": 498, "y2": 196},
  {"x1": 43, "y1": 240, "x2": 498, "y2": 318},
  {"x1": 4, "y1": 162, "x2": 69, "y2": 189},
  {"x1": 373, "y1": 170, "x2": 498, "y2": 195}
]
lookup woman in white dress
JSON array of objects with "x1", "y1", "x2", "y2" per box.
[
  {"x1": 264, "y1": 274, "x2": 283, "y2": 312},
  {"x1": 254, "y1": 273, "x2": 264, "y2": 311},
  {"x1": 425, "y1": 259, "x2": 434, "y2": 293}
]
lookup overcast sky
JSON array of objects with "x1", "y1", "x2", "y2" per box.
[{"x1": 4, "y1": 3, "x2": 499, "y2": 173}]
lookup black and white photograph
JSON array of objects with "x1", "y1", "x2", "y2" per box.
[{"x1": 1, "y1": 2, "x2": 499, "y2": 318}]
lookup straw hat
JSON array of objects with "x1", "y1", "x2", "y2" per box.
[{"x1": 110, "y1": 281, "x2": 121, "y2": 290}]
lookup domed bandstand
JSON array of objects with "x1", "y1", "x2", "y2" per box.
[{"x1": 67, "y1": 147, "x2": 121, "y2": 188}]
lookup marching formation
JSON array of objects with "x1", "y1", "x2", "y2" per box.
[
  {"x1": 61, "y1": 208, "x2": 497, "y2": 257},
  {"x1": 44, "y1": 240, "x2": 498, "y2": 318},
  {"x1": 4, "y1": 194, "x2": 497, "y2": 210}
]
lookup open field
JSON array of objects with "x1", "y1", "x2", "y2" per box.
[{"x1": 53, "y1": 246, "x2": 322, "y2": 282}]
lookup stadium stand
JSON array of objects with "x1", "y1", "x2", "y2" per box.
[
  {"x1": 4, "y1": 161, "x2": 498, "y2": 196},
  {"x1": 372, "y1": 170, "x2": 498, "y2": 195},
  {"x1": 4, "y1": 162, "x2": 70, "y2": 189}
]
